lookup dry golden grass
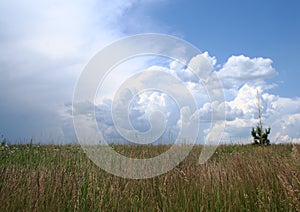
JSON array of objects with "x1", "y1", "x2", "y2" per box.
[{"x1": 1, "y1": 144, "x2": 299, "y2": 211}]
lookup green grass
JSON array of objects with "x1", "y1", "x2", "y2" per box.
[{"x1": 1, "y1": 143, "x2": 299, "y2": 211}]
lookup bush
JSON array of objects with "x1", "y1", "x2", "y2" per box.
[
  {"x1": 251, "y1": 90, "x2": 271, "y2": 146},
  {"x1": 1, "y1": 134, "x2": 7, "y2": 146},
  {"x1": 251, "y1": 125, "x2": 271, "y2": 145}
]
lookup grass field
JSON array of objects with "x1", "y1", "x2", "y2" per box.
[{"x1": 1, "y1": 143, "x2": 299, "y2": 211}]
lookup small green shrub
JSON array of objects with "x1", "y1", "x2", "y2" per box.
[
  {"x1": 251, "y1": 90, "x2": 271, "y2": 146},
  {"x1": 0, "y1": 134, "x2": 7, "y2": 146},
  {"x1": 251, "y1": 125, "x2": 271, "y2": 145}
]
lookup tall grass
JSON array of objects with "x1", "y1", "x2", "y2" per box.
[{"x1": 1, "y1": 144, "x2": 299, "y2": 211}]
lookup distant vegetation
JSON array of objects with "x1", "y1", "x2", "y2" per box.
[
  {"x1": 1, "y1": 143, "x2": 299, "y2": 211},
  {"x1": 251, "y1": 90, "x2": 271, "y2": 145}
]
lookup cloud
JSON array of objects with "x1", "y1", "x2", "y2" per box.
[
  {"x1": 69, "y1": 51, "x2": 300, "y2": 145},
  {"x1": 1, "y1": 1, "x2": 299, "y2": 144},
  {"x1": 220, "y1": 83, "x2": 300, "y2": 144},
  {"x1": 266, "y1": 97, "x2": 300, "y2": 143},
  {"x1": 0, "y1": 0, "x2": 160, "y2": 142},
  {"x1": 218, "y1": 55, "x2": 277, "y2": 89}
]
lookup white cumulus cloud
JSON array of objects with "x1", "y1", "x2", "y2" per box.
[{"x1": 218, "y1": 55, "x2": 277, "y2": 89}]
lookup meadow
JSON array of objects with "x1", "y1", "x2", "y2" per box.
[{"x1": 1, "y1": 143, "x2": 299, "y2": 211}]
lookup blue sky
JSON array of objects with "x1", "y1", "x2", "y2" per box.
[
  {"x1": 0, "y1": 0, "x2": 299, "y2": 144},
  {"x1": 142, "y1": 0, "x2": 300, "y2": 97}
]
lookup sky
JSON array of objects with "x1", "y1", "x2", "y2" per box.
[{"x1": 0, "y1": 0, "x2": 299, "y2": 144}]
